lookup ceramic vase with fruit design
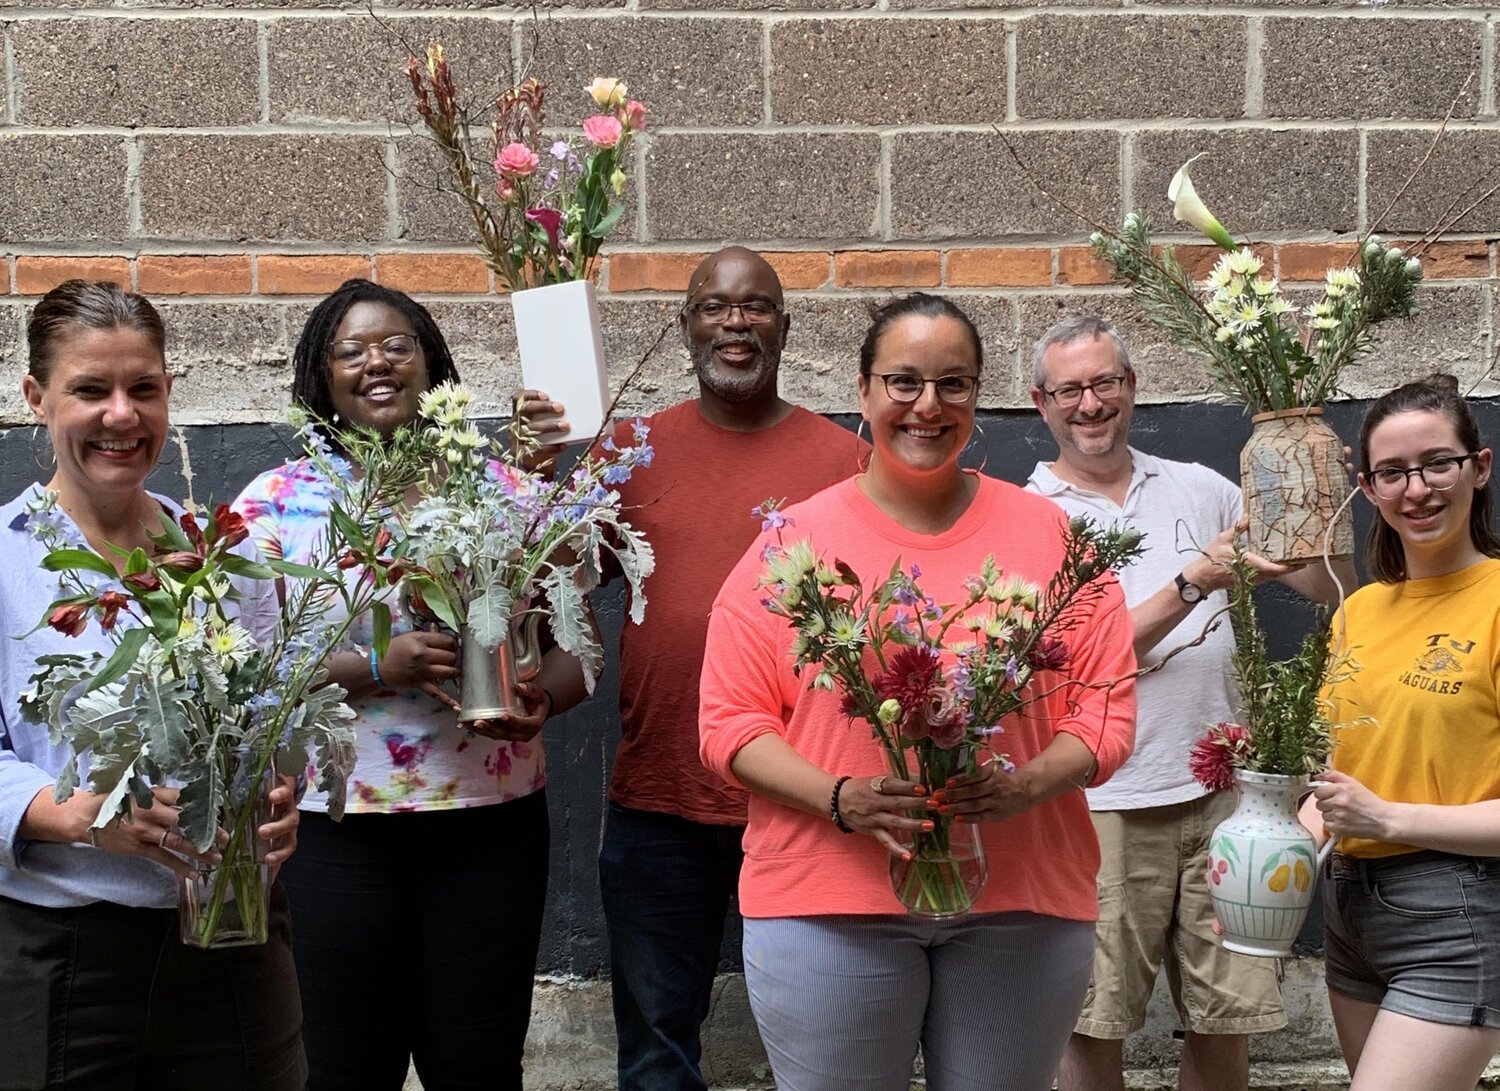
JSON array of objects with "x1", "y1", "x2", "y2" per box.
[{"x1": 1205, "y1": 769, "x2": 1320, "y2": 957}]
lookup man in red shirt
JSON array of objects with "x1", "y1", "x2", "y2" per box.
[{"x1": 521, "y1": 247, "x2": 863, "y2": 1090}]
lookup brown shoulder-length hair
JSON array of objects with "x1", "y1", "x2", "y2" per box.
[{"x1": 1359, "y1": 372, "x2": 1500, "y2": 583}]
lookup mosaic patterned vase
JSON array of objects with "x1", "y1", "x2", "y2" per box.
[
  {"x1": 1205, "y1": 769, "x2": 1320, "y2": 957},
  {"x1": 1240, "y1": 407, "x2": 1354, "y2": 566}
]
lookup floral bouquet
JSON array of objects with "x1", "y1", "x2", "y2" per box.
[
  {"x1": 18, "y1": 486, "x2": 402, "y2": 948},
  {"x1": 311, "y1": 383, "x2": 656, "y2": 714},
  {"x1": 1088, "y1": 157, "x2": 1422, "y2": 563},
  {"x1": 757, "y1": 507, "x2": 1142, "y2": 917},
  {"x1": 1092, "y1": 156, "x2": 1423, "y2": 415},
  {"x1": 407, "y1": 49, "x2": 645, "y2": 290}
]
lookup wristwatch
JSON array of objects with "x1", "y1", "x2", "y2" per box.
[{"x1": 1175, "y1": 572, "x2": 1204, "y2": 604}]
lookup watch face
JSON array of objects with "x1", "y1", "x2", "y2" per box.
[{"x1": 1176, "y1": 574, "x2": 1203, "y2": 603}]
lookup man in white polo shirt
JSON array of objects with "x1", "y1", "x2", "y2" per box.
[{"x1": 1028, "y1": 316, "x2": 1355, "y2": 1091}]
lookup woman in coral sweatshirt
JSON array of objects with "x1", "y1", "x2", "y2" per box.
[{"x1": 700, "y1": 293, "x2": 1137, "y2": 1091}]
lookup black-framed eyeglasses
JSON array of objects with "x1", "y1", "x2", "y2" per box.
[
  {"x1": 1367, "y1": 453, "x2": 1480, "y2": 499},
  {"x1": 328, "y1": 334, "x2": 419, "y2": 372},
  {"x1": 869, "y1": 372, "x2": 980, "y2": 405},
  {"x1": 688, "y1": 300, "x2": 783, "y2": 324},
  {"x1": 1039, "y1": 372, "x2": 1130, "y2": 409}
]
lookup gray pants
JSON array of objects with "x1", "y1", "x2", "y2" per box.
[{"x1": 743, "y1": 911, "x2": 1094, "y2": 1091}]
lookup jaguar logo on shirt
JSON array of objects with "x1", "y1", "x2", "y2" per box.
[{"x1": 1398, "y1": 633, "x2": 1474, "y2": 696}]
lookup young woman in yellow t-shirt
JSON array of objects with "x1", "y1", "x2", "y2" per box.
[{"x1": 1308, "y1": 373, "x2": 1500, "y2": 1090}]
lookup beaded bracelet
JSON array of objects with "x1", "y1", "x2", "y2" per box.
[
  {"x1": 830, "y1": 774, "x2": 854, "y2": 834},
  {"x1": 370, "y1": 647, "x2": 386, "y2": 688}
]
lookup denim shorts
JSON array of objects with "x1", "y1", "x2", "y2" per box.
[{"x1": 1323, "y1": 849, "x2": 1500, "y2": 1027}]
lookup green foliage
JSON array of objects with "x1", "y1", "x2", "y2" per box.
[{"x1": 1225, "y1": 542, "x2": 1341, "y2": 776}]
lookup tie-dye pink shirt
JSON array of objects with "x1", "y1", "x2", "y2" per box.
[{"x1": 234, "y1": 459, "x2": 546, "y2": 814}]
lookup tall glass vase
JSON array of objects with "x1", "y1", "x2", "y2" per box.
[
  {"x1": 178, "y1": 745, "x2": 273, "y2": 949},
  {"x1": 889, "y1": 817, "x2": 988, "y2": 920},
  {"x1": 886, "y1": 742, "x2": 988, "y2": 919}
]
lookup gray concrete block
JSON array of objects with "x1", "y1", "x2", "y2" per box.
[
  {"x1": 393, "y1": 137, "x2": 488, "y2": 245},
  {"x1": 526, "y1": 17, "x2": 762, "y2": 127},
  {"x1": 0, "y1": 135, "x2": 128, "y2": 243},
  {"x1": 269, "y1": 15, "x2": 515, "y2": 124},
  {"x1": 771, "y1": 19, "x2": 1009, "y2": 125},
  {"x1": 1366, "y1": 129, "x2": 1500, "y2": 235},
  {"x1": 1261, "y1": 18, "x2": 1480, "y2": 120},
  {"x1": 1131, "y1": 130, "x2": 1359, "y2": 236},
  {"x1": 139, "y1": 135, "x2": 389, "y2": 243},
  {"x1": 1016, "y1": 14, "x2": 1245, "y2": 121},
  {"x1": 1345, "y1": 284, "x2": 1488, "y2": 398},
  {"x1": 154, "y1": 302, "x2": 294, "y2": 424},
  {"x1": 13, "y1": 18, "x2": 259, "y2": 127},
  {"x1": 890, "y1": 130, "x2": 1120, "y2": 239},
  {"x1": 642, "y1": 0, "x2": 869, "y2": 11},
  {"x1": 422, "y1": 299, "x2": 524, "y2": 411},
  {"x1": 646, "y1": 133, "x2": 882, "y2": 241},
  {"x1": 888, "y1": 0, "x2": 1122, "y2": 10}
]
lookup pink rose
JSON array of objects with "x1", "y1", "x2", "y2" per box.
[
  {"x1": 623, "y1": 99, "x2": 647, "y2": 132},
  {"x1": 494, "y1": 141, "x2": 539, "y2": 179},
  {"x1": 582, "y1": 115, "x2": 623, "y2": 150}
]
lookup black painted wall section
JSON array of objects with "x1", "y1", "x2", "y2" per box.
[{"x1": 3, "y1": 398, "x2": 1497, "y2": 971}]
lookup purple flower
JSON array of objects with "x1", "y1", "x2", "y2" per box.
[
  {"x1": 910, "y1": 564, "x2": 922, "y2": 579},
  {"x1": 1005, "y1": 656, "x2": 1019, "y2": 684},
  {"x1": 892, "y1": 583, "x2": 920, "y2": 607},
  {"x1": 551, "y1": 139, "x2": 571, "y2": 160}
]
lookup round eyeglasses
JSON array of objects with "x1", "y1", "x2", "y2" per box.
[
  {"x1": 688, "y1": 300, "x2": 782, "y2": 325},
  {"x1": 1367, "y1": 453, "x2": 1479, "y2": 499},
  {"x1": 1038, "y1": 373, "x2": 1129, "y2": 410},
  {"x1": 869, "y1": 372, "x2": 979, "y2": 405},
  {"x1": 328, "y1": 334, "x2": 419, "y2": 371}
]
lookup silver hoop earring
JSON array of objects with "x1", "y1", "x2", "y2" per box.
[
  {"x1": 855, "y1": 418, "x2": 871, "y2": 473},
  {"x1": 31, "y1": 425, "x2": 54, "y2": 472},
  {"x1": 961, "y1": 418, "x2": 989, "y2": 476}
]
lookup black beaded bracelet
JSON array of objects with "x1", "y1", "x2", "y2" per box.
[{"x1": 830, "y1": 774, "x2": 855, "y2": 834}]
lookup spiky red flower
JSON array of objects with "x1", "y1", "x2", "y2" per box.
[
  {"x1": 1029, "y1": 636, "x2": 1069, "y2": 672},
  {"x1": 1188, "y1": 723, "x2": 1252, "y2": 792}
]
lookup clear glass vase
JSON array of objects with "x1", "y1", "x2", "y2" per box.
[
  {"x1": 888, "y1": 816, "x2": 988, "y2": 920},
  {"x1": 178, "y1": 746, "x2": 273, "y2": 949}
]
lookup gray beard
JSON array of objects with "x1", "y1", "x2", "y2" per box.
[{"x1": 691, "y1": 336, "x2": 781, "y2": 403}]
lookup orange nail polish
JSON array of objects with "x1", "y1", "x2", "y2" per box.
[{"x1": 921, "y1": 820, "x2": 935, "y2": 832}]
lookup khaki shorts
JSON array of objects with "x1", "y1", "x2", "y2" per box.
[{"x1": 1076, "y1": 792, "x2": 1288, "y2": 1038}]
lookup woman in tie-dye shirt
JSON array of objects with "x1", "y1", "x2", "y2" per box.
[{"x1": 235, "y1": 279, "x2": 587, "y2": 1091}]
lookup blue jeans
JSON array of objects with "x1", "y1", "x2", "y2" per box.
[{"x1": 598, "y1": 802, "x2": 745, "y2": 1091}]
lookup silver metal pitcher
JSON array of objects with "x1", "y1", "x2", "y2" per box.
[{"x1": 457, "y1": 613, "x2": 543, "y2": 722}]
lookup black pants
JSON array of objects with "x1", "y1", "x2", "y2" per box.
[
  {"x1": 0, "y1": 888, "x2": 305, "y2": 1091},
  {"x1": 281, "y1": 790, "x2": 550, "y2": 1091}
]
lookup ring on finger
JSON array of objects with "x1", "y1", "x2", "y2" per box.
[
  {"x1": 159, "y1": 829, "x2": 171, "y2": 849},
  {"x1": 870, "y1": 775, "x2": 887, "y2": 795}
]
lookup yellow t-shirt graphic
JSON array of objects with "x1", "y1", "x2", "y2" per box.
[{"x1": 1325, "y1": 558, "x2": 1500, "y2": 859}]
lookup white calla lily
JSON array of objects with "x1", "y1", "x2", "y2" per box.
[{"x1": 1168, "y1": 154, "x2": 1237, "y2": 252}]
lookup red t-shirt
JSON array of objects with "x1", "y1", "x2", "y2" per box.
[{"x1": 605, "y1": 401, "x2": 863, "y2": 826}]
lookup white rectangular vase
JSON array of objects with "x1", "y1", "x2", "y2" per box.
[{"x1": 512, "y1": 279, "x2": 610, "y2": 446}]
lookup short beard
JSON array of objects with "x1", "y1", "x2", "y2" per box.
[
  {"x1": 1062, "y1": 411, "x2": 1123, "y2": 458},
  {"x1": 691, "y1": 330, "x2": 781, "y2": 403}
]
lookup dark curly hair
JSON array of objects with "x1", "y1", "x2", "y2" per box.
[{"x1": 291, "y1": 279, "x2": 460, "y2": 443}]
